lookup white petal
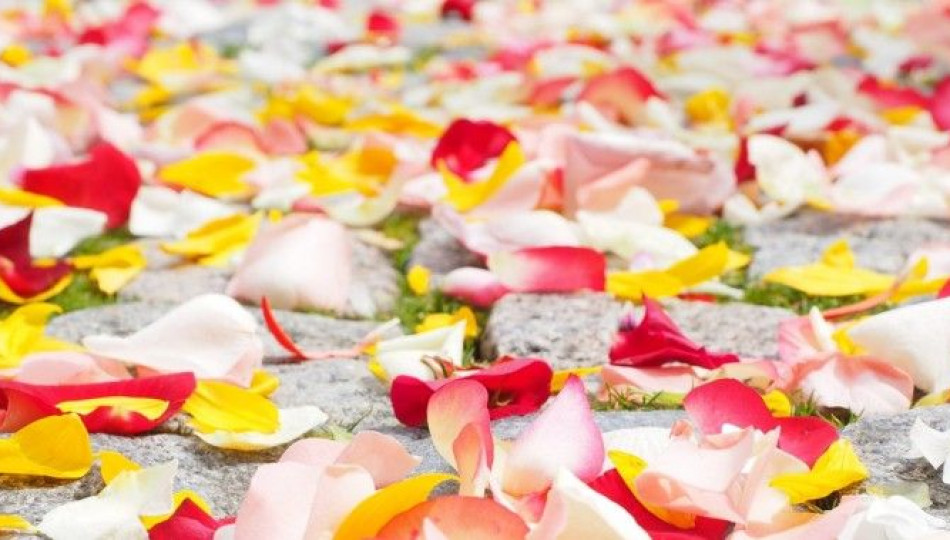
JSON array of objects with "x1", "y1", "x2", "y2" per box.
[
  {"x1": 848, "y1": 298, "x2": 950, "y2": 393},
  {"x1": 748, "y1": 134, "x2": 828, "y2": 206},
  {"x1": 30, "y1": 207, "x2": 108, "y2": 258},
  {"x1": 129, "y1": 186, "x2": 236, "y2": 239},
  {"x1": 375, "y1": 321, "x2": 466, "y2": 381},
  {"x1": 83, "y1": 294, "x2": 263, "y2": 387},
  {"x1": 601, "y1": 427, "x2": 671, "y2": 471},
  {"x1": 195, "y1": 406, "x2": 329, "y2": 450},
  {"x1": 907, "y1": 418, "x2": 950, "y2": 471},
  {"x1": 840, "y1": 496, "x2": 947, "y2": 540}
]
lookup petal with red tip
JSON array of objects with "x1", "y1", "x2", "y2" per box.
[
  {"x1": 148, "y1": 499, "x2": 226, "y2": 540},
  {"x1": 488, "y1": 246, "x2": 606, "y2": 293},
  {"x1": 503, "y1": 376, "x2": 604, "y2": 496},
  {"x1": 441, "y1": 267, "x2": 510, "y2": 308},
  {"x1": 577, "y1": 67, "x2": 663, "y2": 125},
  {"x1": 427, "y1": 379, "x2": 493, "y2": 496},
  {"x1": 20, "y1": 142, "x2": 142, "y2": 229}
]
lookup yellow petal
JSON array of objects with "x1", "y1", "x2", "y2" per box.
[
  {"x1": 135, "y1": 42, "x2": 218, "y2": 85},
  {"x1": 763, "y1": 264, "x2": 893, "y2": 297},
  {"x1": 249, "y1": 369, "x2": 280, "y2": 397},
  {"x1": 915, "y1": 389, "x2": 950, "y2": 408},
  {"x1": 57, "y1": 396, "x2": 169, "y2": 421},
  {"x1": 0, "y1": 415, "x2": 93, "y2": 479},
  {"x1": 684, "y1": 88, "x2": 732, "y2": 128},
  {"x1": 367, "y1": 358, "x2": 389, "y2": 383},
  {"x1": 0, "y1": 515, "x2": 33, "y2": 533},
  {"x1": 72, "y1": 244, "x2": 147, "y2": 295},
  {"x1": 821, "y1": 240, "x2": 856, "y2": 269},
  {"x1": 770, "y1": 440, "x2": 868, "y2": 504},
  {"x1": 609, "y1": 450, "x2": 695, "y2": 529},
  {"x1": 881, "y1": 106, "x2": 922, "y2": 126},
  {"x1": 1, "y1": 44, "x2": 33, "y2": 67},
  {"x1": 161, "y1": 212, "x2": 262, "y2": 266},
  {"x1": 183, "y1": 381, "x2": 279, "y2": 434},
  {"x1": 762, "y1": 390, "x2": 792, "y2": 418},
  {"x1": 158, "y1": 153, "x2": 256, "y2": 198},
  {"x1": 407, "y1": 265, "x2": 431, "y2": 295},
  {"x1": 98, "y1": 450, "x2": 141, "y2": 484},
  {"x1": 346, "y1": 108, "x2": 442, "y2": 138},
  {"x1": 0, "y1": 188, "x2": 62, "y2": 208},
  {"x1": 551, "y1": 366, "x2": 602, "y2": 393},
  {"x1": 663, "y1": 213, "x2": 712, "y2": 238},
  {"x1": 415, "y1": 307, "x2": 479, "y2": 337},
  {"x1": 823, "y1": 129, "x2": 861, "y2": 166},
  {"x1": 0, "y1": 272, "x2": 73, "y2": 305},
  {"x1": 334, "y1": 473, "x2": 457, "y2": 540},
  {"x1": 607, "y1": 270, "x2": 684, "y2": 303},
  {"x1": 442, "y1": 142, "x2": 525, "y2": 212},
  {"x1": 142, "y1": 490, "x2": 214, "y2": 530},
  {"x1": 0, "y1": 303, "x2": 75, "y2": 369},
  {"x1": 665, "y1": 242, "x2": 729, "y2": 287},
  {"x1": 657, "y1": 199, "x2": 680, "y2": 215}
]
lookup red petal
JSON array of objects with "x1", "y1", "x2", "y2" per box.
[
  {"x1": 20, "y1": 142, "x2": 142, "y2": 228},
  {"x1": 939, "y1": 278, "x2": 950, "y2": 299},
  {"x1": 0, "y1": 213, "x2": 71, "y2": 298},
  {"x1": 441, "y1": 0, "x2": 476, "y2": 21},
  {"x1": 441, "y1": 267, "x2": 511, "y2": 308},
  {"x1": 390, "y1": 358, "x2": 554, "y2": 428},
  {"x1": 930, "y1": 76, "x2": 950, "y2": 131},
  {"x1": 378, "y1": 496, "x2": 529, "y2": 539},
  {"x1": 577, "y1": 67, "x2": 664, "y2": 125},
  {"x1": 857, "y1": 76, "x2": 931, "y2": 110},
  {"x1": 609, "y1": 298, "x2": 739, "y2": 369},
  {"x1": 366, "y1": 9, "x2": 400, "y2": 40},
  {"x1": 260, "y1": 296, "x2": 308, "y2": 360},
  {"x1": 431, "y1": 119, "x2": 517, "y2": 180},
  {"x1": 589, "y1": 470, "x2": 730, "y2": 539},
  {"x1": 149, "y1": 499, "x2": 224, "y2": 540},
  {"x1": 683, "y1": 379, "x2": 837, "y2": 466},
  {"x1": 0, "y1": 373, "x2": 196, "y2": 434},
  {"x1": 488, "y1": 246, "x2": 606, "y2": 293},
  {"x1": 526, "y1": 76, "x2": 578, "y2": 108}
]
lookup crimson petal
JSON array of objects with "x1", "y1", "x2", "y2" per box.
[
  {"x1": 390, "y1": 357, "x2": 554, "y2": 428},
  {"x1": 20, "y1": 142, "x2": 142, "y2": 228},
  {"x1": 0, "y1": 213, "x2": 71, "y2": 298},
  {"x1": 149, "y1": 499, "x2": 232, "y2": 540},
  {"x1": 431, "y1": 119, "x2": 517, "y2": 180},
  {"x1": 609, "y1": 298, "x2": 739, "y2": 369},
  {"x1": 0, "y1": 372, "x2": 196, "y2": 434}
]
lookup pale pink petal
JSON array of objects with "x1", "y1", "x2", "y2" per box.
[
  {"x1": 730, "y1": 496, "x2": 864, "y2": 540},
  {"x1": 789, "y1": 355, "x2": 913, "y2": 415},
  {"x1": 227, "y1": 215, "x2": 351, "y2": 312},
  {"x1": 83, "y1": 294, "x2": 263, "y2": 387},
  {"x1": 502, "y1": 376, "x2": 605, "y2": 496},
  {"x1": 600, "y1": 364, "x2": 700, "y2": 395},
  {"x1": 279, "y1": 437, "x2": 346, "y2": 467},
  {"x1": 441, "y1": 267, "x2": 511, "y2": 308},
  {"x1": 304, "y1": 464, "x2": 376, "y2": 535},
  {"x1": 335, "y1": 431, "x2": 420, "y2": 488},
  {"x1": 426, "y1": 379, "x2": 492, "y2": 469},
  {"x1": 468, "y1": 161, "x2": 548, "y2": 218},
  {"x1": 234, "y1": 462, "x2": 323, "y2": 540},
  {"x1": 575, "y1": 158, "x2": 650, "y2": 214},
  {"x1": 14, "y1": 351, "x2": 130, "y2": 385}
]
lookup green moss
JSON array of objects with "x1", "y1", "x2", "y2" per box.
[
  {"x1": 593, "y1": 386, "x2": 684, "y2": 412},
  {"x1": 69, "y1": 227, "x2": 135, "y2": 256},
  {"x1": 379, "y1": 211, "x2": 424, "y2": 270},
  {"x1": 47, "y1": 273, "x2": 115, "y2": 313},
  {"x1": 792, "y1": 396, "x2": 861, "y2": 428},
  {"x1": 693, "y1": 220, "x2": 752, "y2": 254}
]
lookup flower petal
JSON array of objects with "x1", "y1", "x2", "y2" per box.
[
  {"x1": 503, "y1": 376, "x2": 604, "y2": 496},
  {"x1": 488, "y1": 246, "x2": 606, "y2": 293},
  {"x1": 192, "y1": 406, "x2": 327, "y2": 450},
  {"x1": 333, "y1": 473, "x2": 457, "y2": 540},
  {"x1": 0, "y1": 414, "x2": 92, "y2": 479},
  {"x1": 378, "y1": 496, "x2": 528, "y2": 540}
]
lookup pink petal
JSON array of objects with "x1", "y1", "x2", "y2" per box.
[
  {"x1": 788, "y1": 355, "x2": 913, "y2": 416},
  {"x1": 14, "y1": 352, "x2": 130, "y2": 385},
  {"x1": 336, "y1": 431, "x2": 421, "y2": 488},
  {"x1": 600, "y1": 364, "x2": 700, "y2": 395},
  {"x1": 930, "y1": 76, "x2": 950, "y2": 131},
  {"x1": 427, "y1": 379, "x2": 493, "y2": 496},
  {"x1": 227, "y1": 215, "x2": 351, "y2": 312},
  {"x1": 304, "y1": 464, "x2": 376, "y2": 534},
  {"x1": 502, "y1": 376, "x2": 605, "y2": 496},
  {"x1": 234, "y1": 462, "x2": 323, "y2": 540},
  {"x1": 488, "y1": 246, "x2": 606, "y2": 293},
  {"x1": 279, "y1": 437, "x2": 347, "y2": 467},
  {"x1": 441, "y1": 267, "x2": 511, "y2": 308},
  {"x1": 574, "y1": 158, "x2": 650, "y2": 214}
]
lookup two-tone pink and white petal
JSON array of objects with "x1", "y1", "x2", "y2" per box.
[
  {"x1": 488, "y1": 246, "x2": 606, "y2": 293},
  {"x1": 427, "y1": 379, "x2": 494, "y2": 496},
  {"x1": 227, "y1": 214, "x2": 351, "y2": 313}
]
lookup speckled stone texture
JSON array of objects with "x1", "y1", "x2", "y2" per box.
[
  {"x1": 480, "y1": 292, "x2": 624, "y2": 369},
  {"x1": 746, "y1": 210, "x2": 950, "y2": 277},
  {"x1": 842, "y1": 405, "x2": 950, "y2": 519},
  {"x1": 481, "y1": 293, "x2": 796, "y2": 368},
  {"x1": 409, "y1": 218, "x2": 483, "y2": 275},
  {"x1": 0, "y1": 433, "x2": 283, "y2": 522},
  {"x1": 119, "y1": 235, "x2": 400, "y2": 319}
]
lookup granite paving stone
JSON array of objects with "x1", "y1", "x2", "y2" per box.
[
  {"x1": 842, "y1": 405, "x2": 950, "y2": 520},
  {"x1": 409, "y1": 218, "x2": 484, "y2": 275}
]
